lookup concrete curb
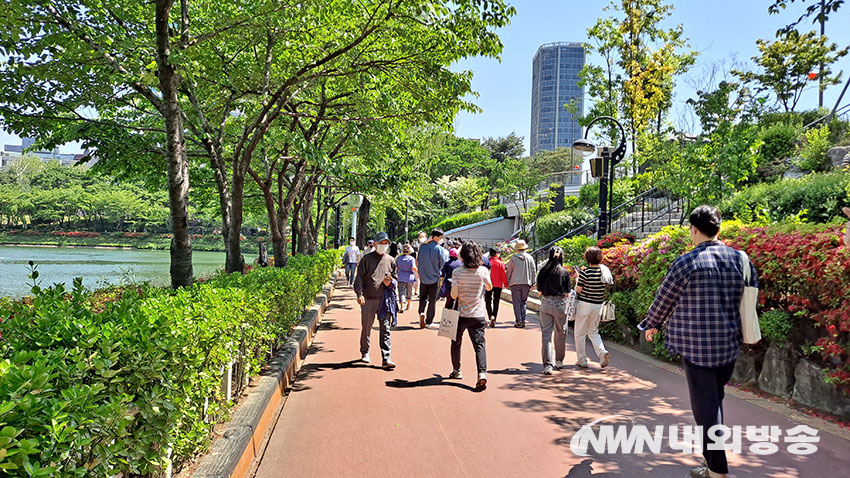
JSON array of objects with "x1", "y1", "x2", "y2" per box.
[
  {"x1": 500, "y1": 287, "x2": 541, "y2": 312},
  {"x1": 190, "y1": 271, "x2": 340, "y2": 478}
]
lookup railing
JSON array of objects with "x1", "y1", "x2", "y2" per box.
[{"x1": 609, "y1": 188, "x2": 685, "y2": 235}]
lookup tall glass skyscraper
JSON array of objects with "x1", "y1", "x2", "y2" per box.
[{"x1": 530, "y1": 42, "x2": 585, "y2": 156}]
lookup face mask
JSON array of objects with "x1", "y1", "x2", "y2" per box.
[
  {"x1": 419, "y1": 237, "x2": 426, "y2": 244},
  {"x1": 349, "y1": 241, "x2": 355, "y2": 246},
  {"x1": 376, "y1": 244, "x2": 389, "y2": 255}
]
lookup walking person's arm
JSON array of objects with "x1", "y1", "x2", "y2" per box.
[
  {"x1": 353, "y1": 259, "x2": 366, "y2": 305},
  {"x1": 639, "y1": 260, "x2": 688, "y2": 342}
]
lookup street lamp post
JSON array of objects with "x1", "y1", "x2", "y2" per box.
[{"x1": 572, "y1": 115, "x2": 626, "y2": 239}]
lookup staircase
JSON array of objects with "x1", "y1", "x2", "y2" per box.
[{"x1": 609, "y1": 195, "x2": 685, "y2": 240}]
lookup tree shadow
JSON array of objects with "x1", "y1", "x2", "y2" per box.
[{"x1": 385, "y1": 374, "x2": 479, "y2": 392}]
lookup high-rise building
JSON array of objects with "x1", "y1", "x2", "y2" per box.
[{"x1": 530, "y1": 42, "x2": 585, "y2": 156}]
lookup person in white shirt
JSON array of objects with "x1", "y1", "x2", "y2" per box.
[{"x1": 343, "y1": 237, "x2": 360, "y2": 287}]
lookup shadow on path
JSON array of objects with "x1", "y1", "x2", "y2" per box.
[{"x1": 386, "y1": 374, "x2": 479, "y2": 392}]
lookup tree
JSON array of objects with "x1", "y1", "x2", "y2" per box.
[
  {"x1": 733, "y1": 31, "x2": 848, "y2": 112},
  {"x1": 769, "y1": 0, "x2": 846, "y2": 106},
  {"x1": 580, "y1": 0, "x2": 696, "y2": 173},
  {"x1": 495, "y1": 158, "x2": 545, "y2": 238},
  {"x1": 482, "y1": 132, "x2": 525, "y2": 162}
]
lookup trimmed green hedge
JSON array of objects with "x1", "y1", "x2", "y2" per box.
[
  {"x1": 535, "y1": 208, "x2": 594, "y2": 246},
  {"x1": 0, "y1": 250, "x2": 337, "y2": 476},
  {"x1": 719, "y1": 171, "x2": 850, "y2": 224},
  {"x1": 430, "y1": 204, "x2": 507, "y2": 234}
]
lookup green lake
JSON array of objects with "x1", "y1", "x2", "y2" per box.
[{"x1": 0, "y1": 245, "x2": 224, "y2": 297}]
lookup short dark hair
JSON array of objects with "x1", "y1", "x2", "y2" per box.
[
  {"x1": 430, "y1": 228, "x2": 444, "y2": 238},
  {"x1": 349, "y1": 236, "x2": 354, "y2": 241},
  {"x1": 489, "y1": 247, "x2": 499, "y2": 257},
  {"x1": 585, "y1": 246, "x2": 603, "y2": 265},
  {"x1": 689, "y1": 205, "x2": 722, "y2": 237},
  {"x1": 460, "y1": 241, "x2": 483, "y2": 269}
]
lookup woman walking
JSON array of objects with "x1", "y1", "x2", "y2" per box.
[
  {"x1": 536, "y1": 247, "x2": 572, "y2": 374},
  {"x1": 396, "y1": 244, "x2": 418, "y2": 312},
  {"x1": 441, "y1": 248, "x2": 462, "y2": 309},
  {"x1": 448, "y1": 242, "x2": 492, "y2": 391},
  {"x1": 485, "y1": 248, "x2": 507, "y2": 327},
  {"x1": 574, "y1": 246, "x2": 611, "y2": 369}
]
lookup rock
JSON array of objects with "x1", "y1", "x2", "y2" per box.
[
  {"x1": 782, "y1": 159, "x2": 806, "y2": 179},
  {"x1": 827, "y1": 146, "x2": 850, "y2": 169},
  {"x1": 732, "y1": 347, "x2": 764, "y2": 386},
  {"x1": 758, "y1": 345, "x2": 797, "y2": 397},
  {"x1": 792, "y1": 358, "x2": 850, "y2": 418}
]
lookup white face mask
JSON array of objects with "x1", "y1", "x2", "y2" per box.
[
  {"x1": 375, "y1": 244, "x2": 389, "y2": 255},
  {"x1": 418, "y1": 236, "x2": 426, "y2": 244},
  {"x1": 349, "y1": 241, "x2": 356, "y2": 246}
]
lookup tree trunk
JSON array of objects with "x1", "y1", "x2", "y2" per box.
[
  {"x1": 356, "y1": 196, "x2": 370, "y2": 248},
  {"x1": 155, "y1": 0, "x2": 193, "y2": 288},
  {"x1": 226, "y1": 172, "x2": 246, "y2": 273},
  {"x1": 297, "y1": 183, "x2": 316, "y2": 254}
]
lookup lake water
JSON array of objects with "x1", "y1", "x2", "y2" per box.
[{"x1": 0, "y1": 246, "x2": 225, "y2": 297}]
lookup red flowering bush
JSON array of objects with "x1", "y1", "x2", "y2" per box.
[
  {"x1": 598, "y1": 232, "x2": 636, "y2": 249},
  {"x1": 604, "y1": 222, "x2": 850, "y2": 391}
]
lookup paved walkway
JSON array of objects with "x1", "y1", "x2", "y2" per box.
[{"x1": 254, "y1": 278, "x2": 849, "y2": 478}]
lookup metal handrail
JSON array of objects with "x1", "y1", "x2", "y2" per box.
[{"x1": 609, "y1": 187, "x2": 660, "y2": 220}]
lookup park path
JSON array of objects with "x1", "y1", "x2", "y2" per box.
[{"x1": 253, "y1": 277, "x2": 849, "y2": 478}]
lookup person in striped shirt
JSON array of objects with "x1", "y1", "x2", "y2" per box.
[
  {"x1": 573, "y1": 246, "x2": 611, "y2": 369},
  {"x1": 449, "y1": 241, "x2": 492, "y2": 391}
]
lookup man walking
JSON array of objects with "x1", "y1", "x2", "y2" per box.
[
  {"x1": 506, "y1": 239, "x2": 537, "y2": 328},
  {"x1": 640, "y1": 205, "x2": 758, "y2": 478},
  {"x1": 354, "y1": 232, "x2": 398, "y2": 370},
  {"x1": 416, "y1": 228, "x2": 447, "y2": 328},
  {"x1": 343, "y1": 236, "x2": 360, "y2": 287}
]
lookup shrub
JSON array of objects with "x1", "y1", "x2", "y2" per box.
[
  {"x1": 535, "y1": 208, "x2": 594, "y2": 246},
  {"x1": 759, "y1": 309, "x2": 793, "y2": 345},
  {"x1": 719, "y1": 171, "x2": 850, "y2": 223},
  {"x1": 797, "y1": 124, "x2": 832, "y2": 173},
  {"x1": 760, "y1": 123, "x2": 799, "y2": 164},
  {"x1": 429, "y1": 207, "x2": 507, "y2": 235},
  {"x1": 553, "y1": 235, "x2": 598, "y2": 267},
  {"x1": 578, "y1": 180, "x2": 635, "y2": 209},
  {"x1": 0, "y1": 250, "x2": 338, "y2": 476},
  {"x1": 597, "y1": 232, "x2": 636, "y2": 249}
]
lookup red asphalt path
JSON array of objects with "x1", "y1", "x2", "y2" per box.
[{"x1": 254, "y1": 278, "x2": 850, "y2": 478}]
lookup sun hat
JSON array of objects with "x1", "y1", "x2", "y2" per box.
[{"x1": 515, "y1": 239, "x2": 528, "y2": 251}]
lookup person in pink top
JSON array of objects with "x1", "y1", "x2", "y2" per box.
[{"x1": 485, "y1": 248, "x2": 508, "y2": 328}]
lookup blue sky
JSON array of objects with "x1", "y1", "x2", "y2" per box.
[
  {"x1": 2, "y1": 0, "x2": 849, "y2": 154},
  {"x1": 453, "y1": 0, "x2": 850, "y2": 153}
]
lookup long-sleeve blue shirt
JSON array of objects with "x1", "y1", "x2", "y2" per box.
[{"x1": 417, "y1": 241, "x2": 447, "y2": 284}]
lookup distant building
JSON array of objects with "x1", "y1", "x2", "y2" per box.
[
  {"x1": 530, "y1": 42, "x2": 586, "y2": 156},
  {"x1": 1, "y1": 137, "x2": 81, "y2": 169}
]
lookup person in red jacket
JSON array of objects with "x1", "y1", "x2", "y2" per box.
[{"x1": 485, "y1": 248, "x2": 508, "y2": 328}]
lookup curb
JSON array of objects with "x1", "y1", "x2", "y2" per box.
[
  {"x1": 500, "y1": 287, "x2": 542, "y2": 312},
  {"x1": 190, "y1": 271, "x2": 340, "y2": 478}
]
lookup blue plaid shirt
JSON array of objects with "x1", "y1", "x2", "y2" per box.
[{"x1": 638, "y1": 241, "x2": 759, "y2": 367}]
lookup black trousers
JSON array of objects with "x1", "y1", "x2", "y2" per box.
[
  {"x1": 418, "y1": 281, "x2": 440, "y2": 324},
  {"x1": 450, "y1": 316, "x2": 487, "y2": 374},
  {"x1": 484, "y1": 287, "x2": 502, "y2": 320},
  {"x1": 683, "y1": 358, "x2": 736, "y2": 475}
]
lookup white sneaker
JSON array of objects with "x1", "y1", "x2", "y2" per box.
[
  {"x1": 476, "y1": 372, "x2": 487, "y2": 390},
  {"x1": 555, "y1": 360, "x2": 564, "y2": 370},
  {"x1": 360, "y1": 353, "x2": 370, "y2": 363},
  {"x1": 448, "y1": 370, "x2": 462, "y2": 379},
  {"x1": 427, "y1": 323, "x2": 440, "y2": 329},
  {"x1": 543, "y1": 367, "x2": 553, "y2": 375}
]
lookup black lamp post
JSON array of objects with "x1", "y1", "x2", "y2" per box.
[{"x1": 572, "y1": 115, "x2": 626, "y2": 239}]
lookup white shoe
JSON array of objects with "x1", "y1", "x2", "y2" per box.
[
  {"x1": 543, "y1": 367, "x2": 553, "y2": 375},
  {"x1": 427, "y1": 323, "x2": 440, "y2": 329},
  {"x1": 476, "y1": 372, "x2": 487, "y2": 390},
  {"x1": 555, "y1": 360, "x2": 564, "y2": 370},
  {"x1": 360, "y1": 353, "x2": 370, "y2": 363}
]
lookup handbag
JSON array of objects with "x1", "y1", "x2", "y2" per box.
[
  {"x1": 600, "y1": 300, "x2": 616, "y2": 323},
  {"x1": 438, "y1": 300, "x2": 460, "y2": 339},
  {"x1": 566, "y1": 289, "x2": 578, "y2": 321},
  {"x1": 738, "y1": 250, "x2": 762, "y2": 344}
]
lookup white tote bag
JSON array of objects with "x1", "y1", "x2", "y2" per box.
[
  {"x1": 739, "y1": 250, "x2": 762, "y2": 344},
  {"x1": 600, "y1": 300, "x2": 616, "y2": 323},
  {"x1": 438, "y1": 307, "x2": 460, "y2": 339}
]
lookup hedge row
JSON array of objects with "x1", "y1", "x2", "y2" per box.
[
  {"x1": 535, "y1": 204, "x2": 592, "y2": 246},
  {"x1": 430, "y1": 204, "x2": 507, "y2": 234},
  {"x1": 719, "y1": 171, "x2": 850, "y2": 224},
  {"x1": 0, "y1": 250, "x2": 338, "y2": 477},
  {"x1": 601, "y1": 223, "x2": 850, "y2": 385}
]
